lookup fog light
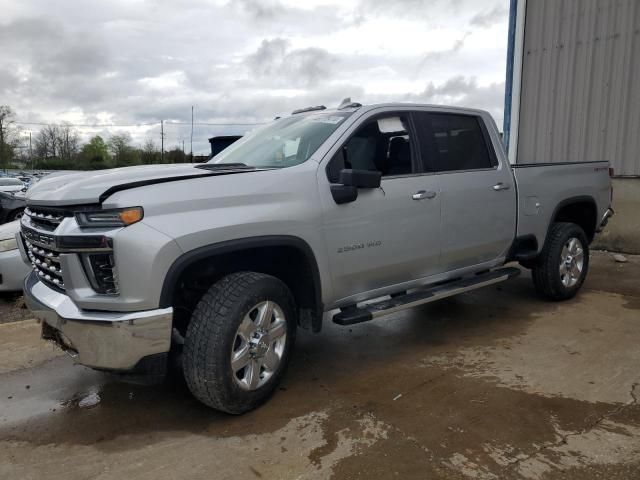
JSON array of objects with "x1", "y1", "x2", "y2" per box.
[{"x1": 82, "y1": 253, "x2": 118, "y2": 294}]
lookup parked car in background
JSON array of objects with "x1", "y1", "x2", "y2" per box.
[
  {"x1": 0, "y1": 177, "x2": 26, "y2": 193},
  {"x1": 0, "y1": 221, "x2": 31, "y2": 292},
  {"x1": 16, "y1": 176, "x2": 35, "y2": 188},
  {"x1": 0, "y1": 192, "x2": 26, "y2": 223}
]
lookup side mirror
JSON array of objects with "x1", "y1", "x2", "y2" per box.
[
  {"x1": 330, "y1": 184, "x2": 358, "y2": 205},
  {"x1": 339, "y1": 169, "x2": 382, "y2": 188},
  {"x1": 330, "y1": 169, "x2": 382, "y2": 205}
]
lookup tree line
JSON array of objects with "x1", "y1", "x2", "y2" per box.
[{"x1": 0, "y1": 105, "x2": 190, "y2": 171}]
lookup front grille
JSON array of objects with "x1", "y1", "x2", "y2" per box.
[
  {"x1": 23, "y1": 207, "x2": 68, "y2": 291},
  {"x1": 22, "y1": 204, "x2": 118, "y2": 295},
  {"x1": 24, "y1": 239, "x2": 65, "y2": 290},
  {"x1": 24, "y1": 207, "x2": 69, "y2": 232}
]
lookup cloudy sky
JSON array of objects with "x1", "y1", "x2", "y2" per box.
[{"x1": 1, "y1": 0, "x2": 510, "y2": 154}]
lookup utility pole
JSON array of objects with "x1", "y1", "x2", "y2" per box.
[
  {"x1": 29, "y1": 131, "x2": 33, "y2": 173},
  {"x1": 0, "y1": 112, "x2": 5, "y2": 173},
  {"x1": 160, "y1": 120, "x2": 164, "y2": 163},
  {"x1": 190, "y1": 105, "x2": 194, "y2": 162}
]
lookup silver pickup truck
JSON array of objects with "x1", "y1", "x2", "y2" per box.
[{"x1": 19, "y1": 102, "x2": 614, "y2": 413}]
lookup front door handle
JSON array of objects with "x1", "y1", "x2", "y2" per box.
[
  {"x1": 412, "y1": 190, "x2": 437, "y2": 200},
  {"x1": 493, "y1": 183, "x2": 511, "y2": 191}
]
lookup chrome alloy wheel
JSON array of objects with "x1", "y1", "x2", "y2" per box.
[
  {"x1": 231, "y1": 301, "x2": 287, "y2": 391},
  {"x1": 559, "y1": 237, "x2": 584, "y2": 288}
]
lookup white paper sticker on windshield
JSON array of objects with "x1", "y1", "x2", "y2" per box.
[
  {"x1": 311, "y1": 116, "x2": 344, "y2": 124},
  {"x1": 377, "y1": 117, "x2": 405, "y2": 133}
]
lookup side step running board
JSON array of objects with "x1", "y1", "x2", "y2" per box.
[{"x1": 333, "y1": 267, "x2": 520, "y2": 326}]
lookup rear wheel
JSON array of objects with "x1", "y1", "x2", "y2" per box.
[
  {"x1": 532, "y1": 222, "x2": 589, "y2": 301},
  {"x1": 182, "y1": 271, "x2": 296, "y2": 414}
]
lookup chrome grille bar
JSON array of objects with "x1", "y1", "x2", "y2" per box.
[
  {"x1": 24, "y1": 239, "x2": 65, "y2": 290},
  {"x1": 24, "y1": 207, "x2": 68, "y2": 231},
  {"x1": 24, "y1": 207, "x2": 65, "y2": 223},
  {"x1": 21, "y1": 205, "x2": 118, "y2": 294}
]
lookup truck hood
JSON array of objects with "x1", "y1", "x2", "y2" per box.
[{"x1": 26, "y1": 164, "x2": 234, "y2": 206}]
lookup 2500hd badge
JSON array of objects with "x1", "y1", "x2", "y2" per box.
[{"x1": 337, "y1": 240, "x2": 382, "y2": 254}]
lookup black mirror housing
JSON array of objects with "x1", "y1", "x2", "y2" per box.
[
  {"x1": 339, "y1": 169, "x2": 382, "y2": 189},
  {"x1": 330, "y1": 185, "x2": 358, "y2": 204}
]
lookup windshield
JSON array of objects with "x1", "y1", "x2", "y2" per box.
[{"x1": 209, "y1": 112, "x2": 351, "y2": 168}]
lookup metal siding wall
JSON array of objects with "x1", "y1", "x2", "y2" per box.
[{"x1": 517, "y1": 0, "x2": 640, "y2": 176}]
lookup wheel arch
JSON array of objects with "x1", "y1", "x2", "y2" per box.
[
  {"x1": 159, "y1": 235, "x2": 324, "y2": 332},
  {"x1": 8, "y1": 208, "x2": 25, "y2": 221},
  {"x1": 548, "y1": 196, "x2": 598, "y2": 244}
]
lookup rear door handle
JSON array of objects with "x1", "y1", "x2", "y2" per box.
[
  {"x1": 412, "y1": 190, "x2": 437, "y2": 200},
  {"x1": 493, "y1": 183, "x2": 511, "y2": 191}
]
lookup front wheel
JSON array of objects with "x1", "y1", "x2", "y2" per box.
[
  {"x1": 532, "y1": 222, "x2": 589, "y2": 301},
  {"x1": 182, "y1": 271, "x2": 296, "y2": 414}
]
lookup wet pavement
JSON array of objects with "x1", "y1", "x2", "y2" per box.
[{"x1": 1, "y1": 251, "x2": 639, "y2": 479}]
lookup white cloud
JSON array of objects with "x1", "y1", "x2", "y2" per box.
[{"x1": 0, "y1": 0, "x2": 510, "y2": 153}]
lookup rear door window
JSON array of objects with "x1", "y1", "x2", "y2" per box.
[{"x1": 415, "y1": 113, "x2": 496, "y2": 173}]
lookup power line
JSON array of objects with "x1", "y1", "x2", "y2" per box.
[
  {"x1": 174, "y1": 121, "x2": 263, "y2": 126},
  {"x1": 13, "y1": 120, "x2": 264, "y2": 127},
  {"x1": 13, "y1": 121, "x2": 157, "y2": 127}
]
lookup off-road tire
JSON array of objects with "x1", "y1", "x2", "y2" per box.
[
  {"x1": 532, "y1": 222, "x2": 589, "y2": 301},
  {"x1": 183, "y1": 271, "x2": 296, "y2": 414}
]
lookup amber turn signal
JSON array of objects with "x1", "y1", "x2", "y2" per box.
[{"x1": 118, "y1": 207, "x2": 144, "y2": 226}]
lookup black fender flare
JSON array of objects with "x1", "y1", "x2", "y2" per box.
[
  {"x1": 159, "y1": 235, "x2": 324, "y2": 331},
  {"x1": 546, "y1": 195, "x2": 597, "y2": 244}
]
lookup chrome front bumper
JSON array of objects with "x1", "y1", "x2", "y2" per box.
[{"x1": 23, "y1": 271, "x2": 173, "y2": 371}]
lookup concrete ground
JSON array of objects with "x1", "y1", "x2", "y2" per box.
[{"x1": 1, "y1": 251, "x2": 639, "y2": 479}]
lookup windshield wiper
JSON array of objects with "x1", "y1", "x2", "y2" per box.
[{"x1": 195, "y1": 163, "x2": 256, "y2": 171}]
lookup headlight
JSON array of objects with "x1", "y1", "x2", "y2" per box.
[
  {"x1": 75, "y1": 207, "x2": 143, "y2": 228},
  {"x1": 0, "y1": 238, "x2": 17, "y2": 252}
]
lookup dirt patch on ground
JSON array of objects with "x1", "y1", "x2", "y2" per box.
[
  {"x1": 0, "y1": 293, "x2": 31, "y2": 324},
  {"x1": 586, "y1": 250, "x2": 640, "y2": 299},
  {"x1": 0, "y1": 320, "x2": 62, "y2": 374}
]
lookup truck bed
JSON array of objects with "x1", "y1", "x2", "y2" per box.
[{"x1": 512, "y1": 161, "x2": 611, "y2": 251}]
